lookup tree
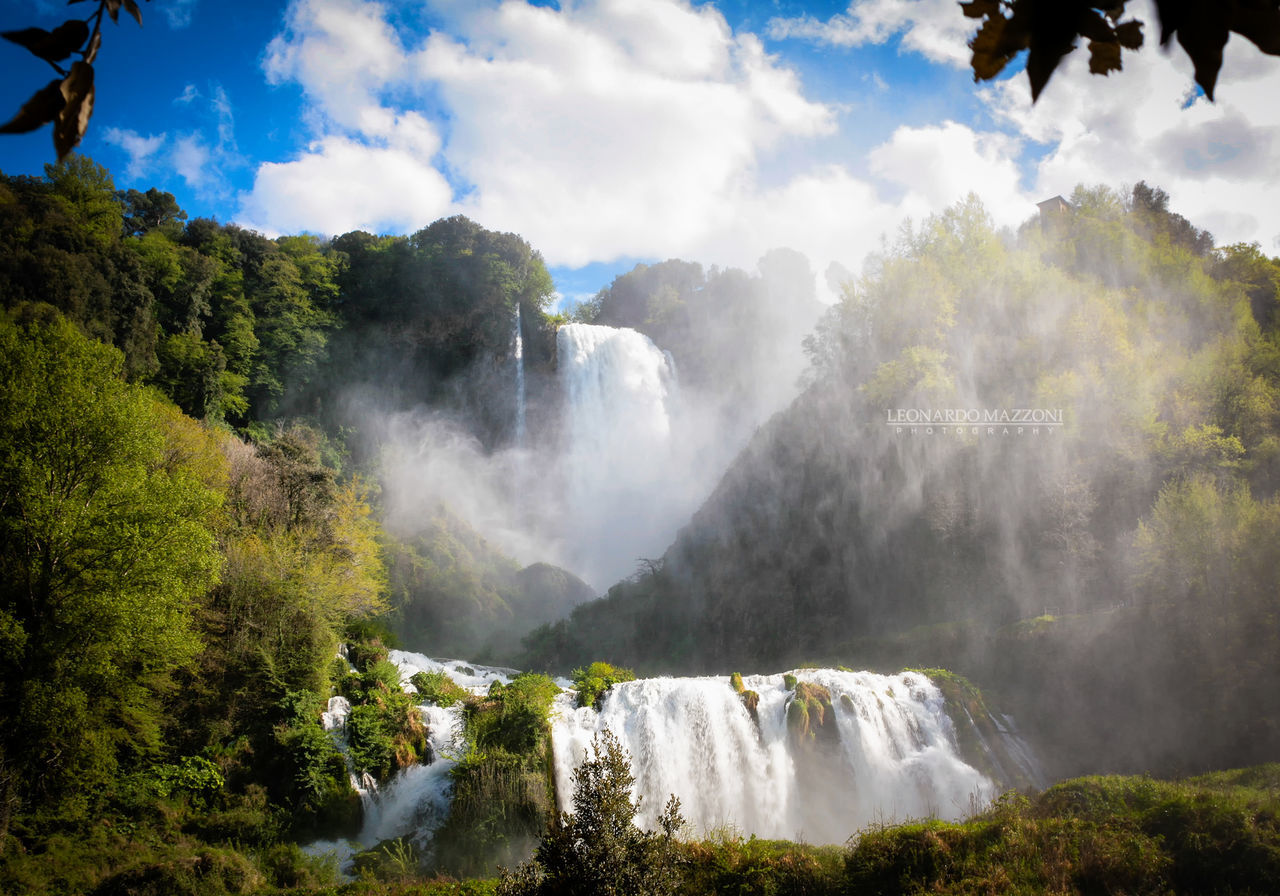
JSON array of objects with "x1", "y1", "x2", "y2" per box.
[
  {"x1": 0, "y1": 305, "x2": 223, "y2": 832},
  {"x1": 964, "y1": 0, "x2": 1280, "y2": 101},
  {"x1": 498, "y1": 729, "x2": 683, "y2": 896}
]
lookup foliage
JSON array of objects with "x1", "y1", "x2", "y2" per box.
[
  {"x1": 570, "y1": 661, "x2": 635, "y2": 709},
  {"x1": 0, "y1": 307, "x2": 222, "y2": 831},
  {"x1": 497, "y1": 730, "x2": 684, "y2": 896},
  {"x1": 963, "y1": 0, "x2": 1280, "y2": 102},
  {"x1": 433, "y1": 675, "x2": 560, "y2": 877},
  {"x1": 846, "y1": 766, "x2": 1280, "y2": 894},
  {"x1": 679, "y1": 835, "x2": 844, "y2": 896},
  {"x1": 411, "y1": 671, "x2": 471, "y2": 708}
]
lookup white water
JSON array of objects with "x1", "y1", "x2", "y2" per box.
[
  {"x1": 556, "y1": 323, "x2": 686, "y2": 587},
  {"x1": 513, "y1": 304, "x2": 526, "y2": 447},
  {"x1": 312, "y1": 655, "x2": 1040, "y2": 865},
  {"x1": 551, "y1": 669, "x2": 1007, "y2": 843}
]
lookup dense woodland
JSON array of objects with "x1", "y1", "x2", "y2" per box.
[{"x1": 3, "y1": 156, "x2": 1280, "y2": 893}]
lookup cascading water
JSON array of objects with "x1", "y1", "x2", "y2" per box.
[
  {"x1": 556, "y1": 323, "x2": 684, "y2": 587},
  {"x1": 311, "y1": 654, "x2": 1041, "y2": 869},
  {"x1": 306, "y1": 652, "x2": 521, "y2": 871},
  {"x1": 550, "y1": 669, "x2": 1040, "y2": 843},
  {"x1": 512, "y1": 304, "x2": 526, "y2": 447}
]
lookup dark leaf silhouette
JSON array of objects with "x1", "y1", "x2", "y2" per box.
[
  {"x1": 0, "y1": 0, "x2": 148, "y2": 160},
  {"x1": 0, "y1": 79, "x2": 65, "y2": 134},
  {"x1": 54, "y1": 61, "x2": 95, "y2": 161},
  {"x1": 1, "y1": 20, "x2": 90, "y2": 63},
  {"x1": 966, "y1": 0, "x2": 1280, "y2": 102}
]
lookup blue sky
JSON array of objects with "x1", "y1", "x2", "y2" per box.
[{"x1": 3, "y1": 0, "x2": 1278, "y2": 305}]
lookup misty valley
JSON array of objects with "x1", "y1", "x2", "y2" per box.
[{"x1": 3, "y1": 163, "x2": 1280, "y2": 894}]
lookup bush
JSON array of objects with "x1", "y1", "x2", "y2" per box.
[
  {"x1": 411, "y1": 670, "x2": 471, "y2": 707},
  {"x1": 570, "y1": 662, "x2": 635, "y2": 709}
]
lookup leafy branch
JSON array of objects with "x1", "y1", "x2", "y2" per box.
[
  {"x1": 1, "y1": 0, "x2": 148, "y2": 160},
  {"x1": 964, "y1": 0, "x2": 1280, "y2": 101}
]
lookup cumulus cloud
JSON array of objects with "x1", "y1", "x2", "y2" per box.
[
  {"x1": 239, "y1": 135, "x2": 453, "y2": 235},
  {"x1": 414, "y1": 1, "x2": 834, "y2": 265},
  {"x1": 238, "y1": 0, "x2": 1280, "y2": 287},
  {"x1": 766, "y1": 0, "x2": 975, "y2": 67},
  {"x1": 869, "y1": 121, "x2": 1028, "y2": 226},
  {"x1": 240, "y1": 0, "x2": 846, "y2": 261}
]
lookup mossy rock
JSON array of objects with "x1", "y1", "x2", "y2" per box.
[{"x1": 785, "y1": 681, "x2": 837, "y2": 748}]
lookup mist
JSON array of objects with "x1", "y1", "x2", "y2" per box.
[{"x1": 357, "y1": 250, "x2": 822, "y2": 595}]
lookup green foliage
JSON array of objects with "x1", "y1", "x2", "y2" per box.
[
  {"x1": 680, "y1": 834, "x2": 844, "y2": 896},
  {"x1": 433, "y1": 675, "x2": 560, "y2": 877},
  {"x1": 0, "y1": 308, "x2": 222, "y2": 828},
  {"x1": 785, "y1": 682, "x2": 835, "y2": 747},
  {"x1": 571, "y1": 662, "x2": 635, "y2": 709},
  {"x1": 846, "y1": 767, "x2": 1280, "y2": 895},
  {"x1": 497, "y1": 730, "x2": 684, "y2": 896},
  {"x1": 147, "y1": 757, "x2": 225, "y2": 810},
  {"x1": 411, "y1": 671, "x2": 470, "y2": 708}
]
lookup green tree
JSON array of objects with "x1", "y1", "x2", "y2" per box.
[
  {"x1": 0, "y1": 306, "x2": 223, "y2": 832},
  {"x1": 498, "y1": 730, "x2": 683, "y2": 896}
]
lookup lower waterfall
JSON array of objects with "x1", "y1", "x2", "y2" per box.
[
  {"x1": 550, "y1": 669, "x2": 1039, "y2": 843},
  {"x1": 316, "y1": 656, "x2": 1040, "y2": 862}
]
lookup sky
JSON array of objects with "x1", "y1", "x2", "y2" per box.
[{"x1": 2, "y1": 0, "x2": 1279, "y2": 305}]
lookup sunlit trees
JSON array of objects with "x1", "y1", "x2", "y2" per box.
[{"x1": 0, "y1": 307, "x2": 223, "y2": 831}]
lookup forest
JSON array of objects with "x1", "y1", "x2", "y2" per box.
[{"x1": 3, "y1": 155, "x2": 1280, "y2": 894}]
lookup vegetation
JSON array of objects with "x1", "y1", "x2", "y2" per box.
[
  {"x1": 4, "y1": 150, "x2": 1280, "y2": 893},
  {"x1": 570, "y1": 662, "x2": 635, "y2": 710},
  {"x1": 431, "y1": 674, "x2": 561, "y2": 878},
  {"x1": 497, "y1": 730, "x2": 684, "y2": 896}
]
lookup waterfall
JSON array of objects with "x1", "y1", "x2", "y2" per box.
[
  {"x1": 311, "y1": 654, "x2": 1042, "y2": 868},
  {"x1": 550, "y1": 669, "x2": 1037, "y2": 843},
  {"x1": 513, "y1": 304, "x2": 526, "y2": 447},
  {"x1": 556, "y1": 323, "x2": 683, "y2": 587}
]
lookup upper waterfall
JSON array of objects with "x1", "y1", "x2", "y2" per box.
[
  {"x1": 556, "y1": 323, "x2": 684, "y2": 587},
  {"x1": 512, "y1": 304, "x2": 526, "y2": 447}
]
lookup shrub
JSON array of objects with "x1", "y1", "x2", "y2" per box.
[
  {"x1": 571, "y1": 662, "x2": 635, "y2": 709},
  {"x1": 411, "y1": 670, "x2": 471, "y2": 707}
]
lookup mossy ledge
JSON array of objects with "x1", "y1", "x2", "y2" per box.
[
  {"x1": 908, "y1": 667, "x2": 1037, "y2": 791},
  {"x1": 729, "y1": 672, "x2": 760, "y2": 725},
  {"x1": 784, "y1": 678, "x2": 838, "y2": 748}
]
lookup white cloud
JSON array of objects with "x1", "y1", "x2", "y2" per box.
[
  {"x1": 767, "y1": 0, "x2": 975, "y2": 67},
  {"x1": 869, "y1": 121, "x2": 1029, "y2": 227},
  {"x1": 238, "y1": 136, "x2": 453, "y2": 236},
  {"x1": 239, "y1": 0, "x2": 1280, "y2": 292},
  {"x1": 242, "y1": 0, "x2": 844, "y2": 264},
  {"x1": 102, "y1": 128, "x2": 166, "y2": 180},
  {"x1": 172, "y1": 135, "x2": 212, "y2": 190},
  {"x1": 411, "y1": 0, "x2": 834, "y2": 265}
]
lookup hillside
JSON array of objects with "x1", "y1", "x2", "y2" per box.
[{"x1": 521, "y1": 187, "x2": 1280, "y2": 780}]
